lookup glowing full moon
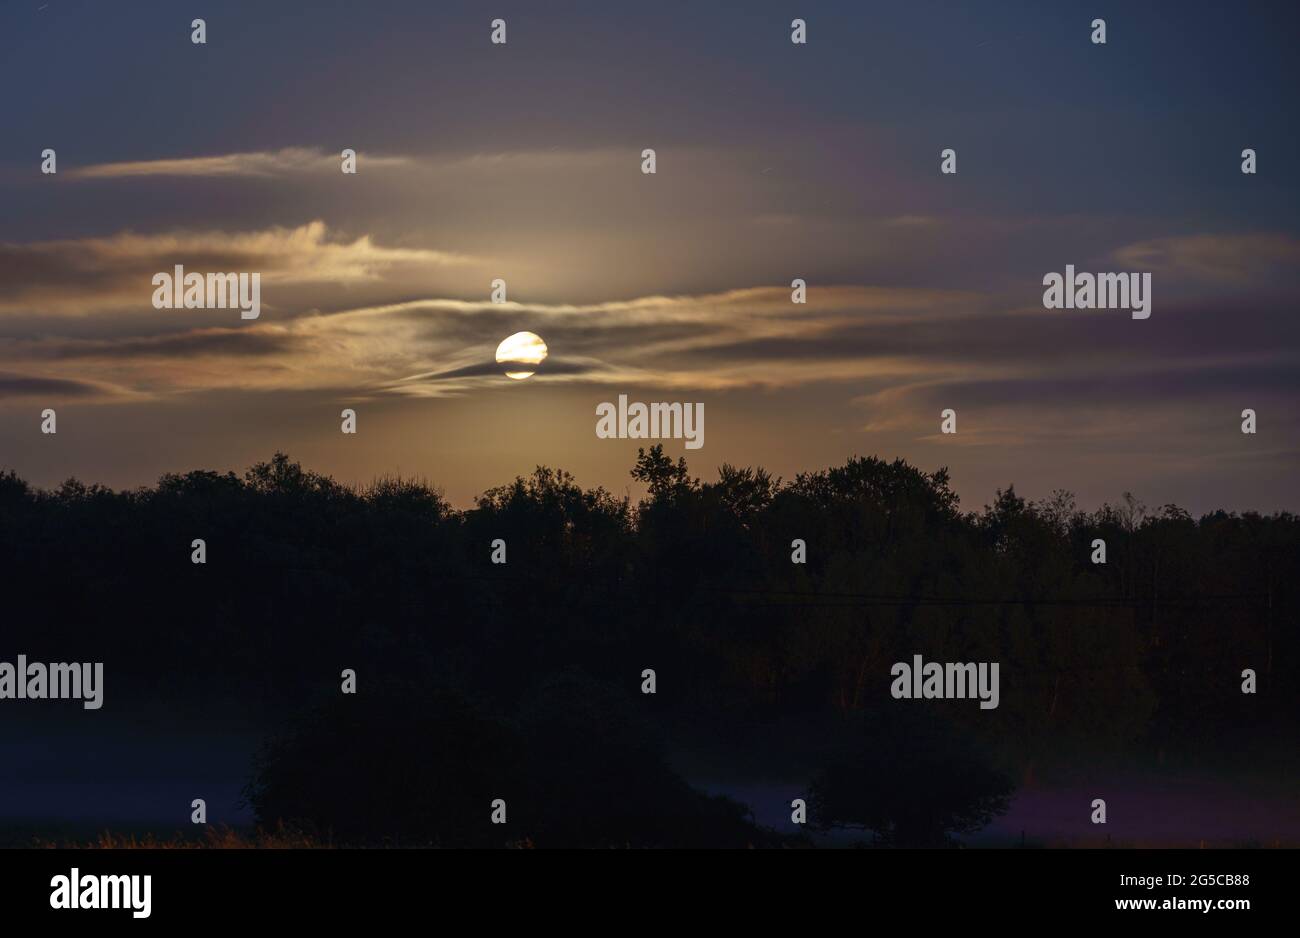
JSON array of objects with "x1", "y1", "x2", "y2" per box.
[{"x1": 495, "y1": 331, "x2": 548, "y2": 379}]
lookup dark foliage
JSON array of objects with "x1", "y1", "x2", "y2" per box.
[
  {"x1": 242, "y1": 674, "x2": 762, "y2": 847},
  {"x1": 808, "y1": 707, "x2": 1014, "y2": 847},
  {"x1": 3, "y1": 449, "x2": 1296, "y2": 845}
]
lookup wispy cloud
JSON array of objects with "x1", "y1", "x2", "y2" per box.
[
  {"x1": 6, "y1": 274, "x2": 1294, "y2": 413},
  {"x1": 67, "y1": 147, "x2": 412, "y2": 180},
  {"x1": 0, "y1": 372, "x2": 109, "y2": 400},
  {"x1": 0, "y1": 220, "x2": 481, "y2": 315},
  {"x1": 1113, "y1": 233, "x2": 1300, "y2": 283},
  {"x1": 0, "y1": 285, "x2": 981, "y2": 400},
  {"x1": 1, "y1": 221, "x2": 1295, "y2": 481},
  {"x1": 63, "y1": 146, "x2": 624, "y2": 183}
]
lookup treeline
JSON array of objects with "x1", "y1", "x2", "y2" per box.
[{"x1": 1, "y1": 448, "x2": 1295, "y2": 759}]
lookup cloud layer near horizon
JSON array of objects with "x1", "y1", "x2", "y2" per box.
[{"x1": 0, "y1": 217, "x2": 1295, "y2": 481}]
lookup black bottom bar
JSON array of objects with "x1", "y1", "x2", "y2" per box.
[{"x1": 0, "y1": 847, "x2": 1286, "y2": 925}]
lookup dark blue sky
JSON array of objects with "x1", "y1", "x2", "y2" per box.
[{"x1": 4, "y1": 0, "x2": 1297, "y2": 225}]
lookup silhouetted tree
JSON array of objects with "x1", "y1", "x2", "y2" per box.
[
  {"x1": 1, "y1": 449, "x2": 1294, "y2": 846},
  {"x1": 807, "y1": 709, "x2": 1013, "y2": 847}
]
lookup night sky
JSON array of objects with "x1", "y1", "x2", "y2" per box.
[{"x1": 2, "y1": 0, "x2": 1297, "y2": 512}]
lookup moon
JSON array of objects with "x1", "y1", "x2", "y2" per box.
[{"x1": 495, "y1": 331, "x2": 548, "y2": 380}]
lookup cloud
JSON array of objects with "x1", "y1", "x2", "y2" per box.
[
  {"x1": 67, "y1": 148, "x2": 412, "y2": 180},
  {"x1": 398, "y1": 358, "x2": 596, "y2": 382},
  {"x1": 0, "y1": 276, "x2": 1294, "y2": 433},
  {"x1": 1112, "y1": 233, "x2": 1300, "y2": 283},
  {"x1": 62, "y1": 145, "x2": 654, "y2": 186},
  {"x1": 0, "y1": 220, "x2": 481, "y2": 315},
  {"x1": 0, "y1": 285, "x2": 981, "y2": 401},
  {"x1": 0, "y1": 372, "x2": 109, "y2": 400},
  {"x1": 23, "y1": 329, "x2": 297, "y2": 361}
]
